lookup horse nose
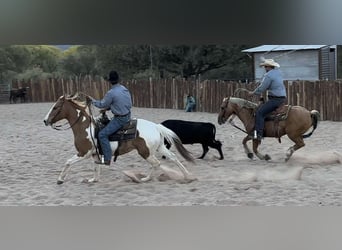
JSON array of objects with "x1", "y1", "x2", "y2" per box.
[{"x1": 44, "y1": 119, "x2": 48, "y2": 126}]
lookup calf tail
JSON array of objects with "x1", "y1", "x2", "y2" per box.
[
  {"x1": 211, "y1": 123, "x2": 217, "y2": 136},
  {"x1": 156, "y1": 124, "x2": 195, "y2": 162},
  {"x1": 303, "y1": 110, "x2": 320, "y2": 139}
]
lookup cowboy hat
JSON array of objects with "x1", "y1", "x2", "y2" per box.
[
  {"x1": 259, "y1": 59, "x2": 280, "y2": 68},
  {"x1": 104, "y1": 70, "x2": 119, "y2": 83}
]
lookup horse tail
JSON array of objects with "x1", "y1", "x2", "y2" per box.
[
  {"x1": 156, "y1": 124, "x2": 195, "y2": 162},
  {"x1": 303, "y1": 110, "x2": 320, "y2": 139}
]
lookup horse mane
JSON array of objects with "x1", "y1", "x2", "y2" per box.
[
  {"x1": 70, "y1": 99, "x2": 87, "y2": 108},
  {"x1": 229, "y1": 97, "x2": 258, "y2": 109},
  {"x1": 65, "y1": 93, "x2": 87, "y2": 108}
]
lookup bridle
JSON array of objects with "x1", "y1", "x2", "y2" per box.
[
  {"x1": 50, "y1": 99, "x2": 88, "y2": 131},
  {"x1": 221, "y1": 97, "x2": 253, "y2": 134}
]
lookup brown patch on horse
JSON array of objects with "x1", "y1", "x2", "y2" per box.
[
  {"x1": 113, "y1": 131, "x2": 150, "y2": 161},
  {"x1": 65, "y1": 100, "x2": 93, "y2": 157}
]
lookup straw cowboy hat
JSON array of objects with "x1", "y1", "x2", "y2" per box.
[{"x1": 259, "y1": 59, "x2": 280, "y2": 68}]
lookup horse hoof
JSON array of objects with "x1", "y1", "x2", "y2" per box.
[
  {"x1": 264, "y1": 154, "x2": 271, "y2": 161},
  {"x1": 178, "y1": 177, "x2": 198, "y2": 184},
  {"x1": 247, "y1": 153, "x2": 254, "y2": 159},
  {"x1": 81, "y1": 178, "x2": 89, "y2": 183},
  {"x1": 57, "y1": 180, "x2": 64, "y2": 185}
]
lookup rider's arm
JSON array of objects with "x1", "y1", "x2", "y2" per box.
[
  {"x1": 92, "y1": 91, "x2": 113, "y2": 109},
  {"x1": 253, "y1": 75, "x2": 271, "y2": 95}
]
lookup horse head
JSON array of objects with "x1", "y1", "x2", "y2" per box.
[
  {"x1": 218, "y1": 97, "x2": 235, "y2": 125},
  {"x1": 218, "y1": 97, "x2": 258, "y2": 125},
  {"x1": 43, "y1": 94, "x2": 87, "y2": 127}
]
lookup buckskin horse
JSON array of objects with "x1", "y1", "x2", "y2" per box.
[
  {"x1": 43, "y1": 94, "x2": 196, "y2": 184},
  {"x1": 217, "y1": 96, "x2": 320, "y2": 161}
]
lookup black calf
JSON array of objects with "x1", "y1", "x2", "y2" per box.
[
  {"x1": 161, "y1": 119, "x2": 224, "y2": 160},
  {"x1": 10, "y1": 87, "x2": 28, "y2": 104}
]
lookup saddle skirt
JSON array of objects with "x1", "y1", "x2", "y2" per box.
[
  {"x1": 265, "y1": 104, "x2": 292, "y2": 121},
  {"x1": 95, "y1": 114, "x2": 138, "y2": 142}
]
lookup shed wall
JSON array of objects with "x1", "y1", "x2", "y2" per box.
[{"x1": 253, "y1": 50, "x2": 320, "y2": 81}]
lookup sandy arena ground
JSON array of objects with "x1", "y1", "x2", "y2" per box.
[{"x1": 0, "y1": 102, "x2": 341, "y2": 205}]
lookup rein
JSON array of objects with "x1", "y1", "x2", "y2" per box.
[
  {"x1": 53, "y1": 113, "x2": 83, "y2": 130},
  {"x1": 52, "y1": 101, "x2": 86, "y2": 131},
  {"x1": 223, "y1": 97, "x2": 256, "y2": 135},
  {"x1": 228, "y1": 117, "x2": 248, "y2": 134},
  {"x1": 86, "y1": 102, "x2": 101, "y2": 161},
  {"x1": 52, "y1": 98, "x2": 102, "y2": 161}
]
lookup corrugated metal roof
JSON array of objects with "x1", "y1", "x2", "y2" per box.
[{"x1": 242, "y1": 45, "x2": 330, "y2": 53}]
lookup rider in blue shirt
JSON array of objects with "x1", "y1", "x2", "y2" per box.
[
  {"x1": 248, "y1": 59, "x2": 287, "y2": 141},
  {"x1": 185, "y1": 94, "x2": 196, "y2": 112},
  {"x1": 87, "y1": 70, "x2": 132, "y2": 165}
]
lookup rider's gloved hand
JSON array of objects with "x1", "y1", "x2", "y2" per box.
[{"x1": 86, "y1": 95, "x2": 93, "y2": 105}]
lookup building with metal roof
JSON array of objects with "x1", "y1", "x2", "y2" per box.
[{"x1": 242, "y1": 45, "x2": 337, "y2": 81}]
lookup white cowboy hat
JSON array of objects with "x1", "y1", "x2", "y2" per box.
[{"x1": 259, "y1": 59, "x2": 280, "y2": 68}]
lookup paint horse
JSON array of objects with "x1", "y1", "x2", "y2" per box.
[
  {"x1": 218, "y1": 97, "x2": 320, "y2": 161},
  {"x1": 43, "y1": 94, "x2": 196, "y2": 184}
]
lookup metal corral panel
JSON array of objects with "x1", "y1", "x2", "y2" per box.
[
  {"x1": 0, "y1": 82, "x2": 11, "y2": 103},
  {"x1": 253, "y1": 50, "x2": 320, "y2": 81}
]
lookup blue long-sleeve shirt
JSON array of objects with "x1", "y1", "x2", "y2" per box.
[
  {"x1": 253, "y1": 68, "x2": 287, "y2": 97},
  {"x1": 92, "y1": 84, "x2": 132, "y2": 115}
]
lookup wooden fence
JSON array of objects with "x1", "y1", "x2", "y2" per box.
[{"x1": 11, "y1": 77, "x2": 342, "y2": 121}]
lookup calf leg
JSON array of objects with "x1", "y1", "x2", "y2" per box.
[
  {"x1": 162, "y1": 139, "x2": 171, "y2": 159},
  {"x1": 216, "y1": 147, "x2": 224, "y2": 160},
  {"x1": 199, "y1": 144, "x2": 209, "y2": 159},
  {"x1": 164, "y1": 139, "x2": 171, "y2": 150},
  {"x1": 209, "y1": 140, "x2": 224, "y2": 160}
]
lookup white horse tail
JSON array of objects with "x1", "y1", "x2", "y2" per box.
[
  {"x1": 303, "y1": 109, "x2": 320, "y2": 139},
  {"x1": 156, "y1": 124, "x2": 195, "y2": 162}
]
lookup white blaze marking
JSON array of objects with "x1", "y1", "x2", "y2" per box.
[
  {"x1": 43, "y1": 102, "x2": 57, "y2": 122},
  {"x1": 44, "y1": 96, "x2": 63, "y2": 122}
]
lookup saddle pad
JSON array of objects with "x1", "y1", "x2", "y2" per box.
[{"x1": 108, "y1": 119, "x2": 138, "y2": 141}]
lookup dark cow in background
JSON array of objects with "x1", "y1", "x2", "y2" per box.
[
  {"x1": 161, "y1": 119, "x2": 224, "y2": 160},
  {"x1": 10, "y1": 87, "x2": 29, "y2": 104}
]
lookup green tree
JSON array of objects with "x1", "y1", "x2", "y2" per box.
[
  {"x1": 28, "y1": 45, "x2": 61, "y2": 73},
  {"x1": 60, "y1": 45, "x2": 100, "y2": 77},
  {"x1": 152, "y1": 45, "x2": 254, "y2": 79}
]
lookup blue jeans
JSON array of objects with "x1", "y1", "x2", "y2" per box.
[
  {"x1": 255, "y1": 98, "x2": 285, "y2": 137},
  {"x1": 185, "y1": 103, "x2": 195, "y2": 112},
  {"x1": 98, "y1": 114, "x2": 131, "y2": 162}
]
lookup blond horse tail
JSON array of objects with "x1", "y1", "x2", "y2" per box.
[{"x1": 303, "y1": 110, "x2": 320, "y2": 138}]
